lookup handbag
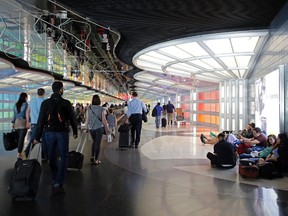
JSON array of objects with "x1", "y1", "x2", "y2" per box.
[
  {"x1": 3, "y1": 129, "x2": 18, "y2": 151},
  {"x1": 142, "y1": 110, "x2": 148, "y2": 123}
]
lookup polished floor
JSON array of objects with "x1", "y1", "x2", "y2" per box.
[{"x1": 1, "y1": 116, "x2": 288, "y2": 216}]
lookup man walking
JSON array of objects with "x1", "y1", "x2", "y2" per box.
[
  {"x1": 166, "y1": 101, "x2": 175, "y2": 125},
  {"x1": 125, "y1": 92, "x2": 147, "y2": 148},
  {"x1": 24, "y1": 88, "x2": 47, "y2": 161},
  {"x1": 34, "y1": 81, "x2": 78, "y2": 194},
  {"x1": 154, "y1": 102, "x2": 163, "y2": 128}
]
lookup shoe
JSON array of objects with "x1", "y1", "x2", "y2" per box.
[
  {"x1": 95, "y1": 160, "x2": 101, "y2": 165},
  {"x1": 202, "y1": 134, "x2": 208, "y2": 140},
  {"x1": 200, "y1": 134, "x2": 207, "y2": 145},
  {"x1": 52, "y1": 186, "x2": 65, "y2": 194},
  {"x1": 90, "y1": 157, "x2": 96, "y2": 165},
  {"x1": 210, "y1": 132, "x2": 216, "y2": 138}
]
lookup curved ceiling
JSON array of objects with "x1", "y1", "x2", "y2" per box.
[{"x1": 56, "y1": 0, "x2": 287, "y2": 66}]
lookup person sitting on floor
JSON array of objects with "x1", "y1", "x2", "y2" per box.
[
  {"x1": 200, "y1": 131, "x2": 238, "y2": 145},
  {"x1": 239, "y1": 127, "x2": 268, "y2": 154},
  {"x1": 239, "y1": 134, "x2": 277, "y2": 162},
  {"x1": 206, "y1": 133, "x2": 238, "y2": 168}
]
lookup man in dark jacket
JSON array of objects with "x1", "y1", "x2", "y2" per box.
[
  {"x1": 207, "y1": 133, "x2": 238, "y2": 168},
  {"x1": 34, "y1": 81, "x2": 78, "y2": 194}
]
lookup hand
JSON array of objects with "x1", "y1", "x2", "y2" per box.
[{"x1": 33, "y1": 139, "x2": 40, "y2": 144}]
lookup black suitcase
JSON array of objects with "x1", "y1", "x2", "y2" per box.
[
  {"x1": 67, "y1": 131, "x2": 87, "y2": 170},
  {"x1": 8, "y1": 159, "x2": 42, "y2": 200},
  {"x1": 118, "y1": 124, "x2": 131, "y2": 149},
  {"x1": 161, "y1": 118, "x2": 167, "y2": 128}
]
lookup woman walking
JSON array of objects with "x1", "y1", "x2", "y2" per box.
[
  {"x1": 12, "y1": 92, "x2": 29, "y2": 160},
  {"x1": 85, "y1": 95, "x2": 110, "y2": 165}
]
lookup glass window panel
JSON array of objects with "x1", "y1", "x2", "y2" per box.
[
  {"x1": 159, "y1": 46, "x2": 192, "y2": 59},
  {"x1": 219, "y1": 56, "x2": 237, "y2": 68},
  {"x1": 221, "y1": 102, "x2": 224, "y2": 114},
  {"x1": 189, "y1": 59, "x2": 214, "y2": 69},
  {"x1": 177, "y1": 42, "x2": 208, "y2": 56},
  {"x1": 204, "y1": 38, "x2": 232, "y2": 54},
  {"x1": 226, "y1": 102, "x2": 229, "y2": 114},
  {"x1": 232, "y1": 85, "x2": 236, "y2": 97},
  {"x1": 232, "y1": 119, "x2": 235, "y2": 131},
  {"x1": 232, "y1": 102, "x2": 235, "y2": 114},
  {"x1": 221, "y1": 118, "x2": 225, "y2": 129},
  {"x1": 239, "y1": 102, "x2": 243, "y2": 115},
  {"x1": 146, "y1": 51, "x2": 175, "y2": 61},
  {"x1": 227, "y1": 119, "x2": 230, "y2": 130},
  {"x1": 239, "y1": 84, "x2": 243, "y2": 97},
  {"x1": 235, "y1": 56, "x2": 251, "y2": 68},
  {"x1": 193, "y1": 92, "x2": 196, "y2": 100},
  {"x1": 231, "y1": 37, "x2": 259, "y2": 52},
  {"x1": 193, "y1": 114, "x2": 196, "y2": 121}
]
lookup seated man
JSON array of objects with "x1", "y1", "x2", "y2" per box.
[
  {"x1": 239, "y1": 127, "x2": 268, "y2": 153},
  {"x1": 206, "y1": 133, "x2": 238, "y2": 168}
]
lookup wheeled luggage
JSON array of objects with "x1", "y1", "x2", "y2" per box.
[
  {"x1": 118, "y1": 124, "x2": 131, "y2": 149},
  {"x1": 8, "y1": 144, "x2": 42, "y2": 200},
  {"x1": 239, "y1": 164, "x2": 259, "y2": 178},
  {"x1": 67, "y1": 131, "x2": 87, "y2": 170},
  {"x1": 161, "y1": 118, "x2": 167, "y2": 128}
]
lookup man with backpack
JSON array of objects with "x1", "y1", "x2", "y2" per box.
[{"x1": 34, "y1": 81, "x2": 78, "y2": 194}]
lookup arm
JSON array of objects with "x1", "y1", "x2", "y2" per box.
[
  {"x1": 102, "y1": 110, "x2": 110, "y2": 134},
  {"x1": 26, "y1": 105, "x2": 30, "y2": 129},
  {"x1": 85, "y1": 108, "x2": 89, "y2": 130}
]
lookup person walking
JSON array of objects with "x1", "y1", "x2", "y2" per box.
[
  {"x1": 24, "y1": 88, "x2": 47, "y2": 161},
  {"x1": 166, "y1": 101, "x2": 175, "y2": 125},
  {"x1": 34, "y1": 81, "x2": 78, "y2": 194},
  {"x1": 85, "y1": 94, "x2": 110, "y2": 165},
  {"x1": 154, "y1": 102, "x2": 163, "y2": 128},
  {"x1": 107, "y1": 108, "x2": 117, "y2": 139},
  {"x1": 12, "y1": 92, "x2": 29, "y2": 160},
  {"x1": 125, "y1": 91, "x2": 147, "y2": 148}
]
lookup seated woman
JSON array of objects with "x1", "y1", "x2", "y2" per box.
[
  {"x1": 239, "y1": 134, "x2": 277, "y2": 161},
  {"x1": 200, "y1": 131, "x2": 237, "y2": 145},
  {"x1": 258, "y1": 133, "x2": 288, "y2": 178}
]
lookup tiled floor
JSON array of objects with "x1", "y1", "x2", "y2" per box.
[{"x1": 1, "y1": 116, "x2": 288, "y2": 216}]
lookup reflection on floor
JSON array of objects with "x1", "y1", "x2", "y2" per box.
[{"x1": 0, "y1": 117, "x2": 288, "y2": 216}]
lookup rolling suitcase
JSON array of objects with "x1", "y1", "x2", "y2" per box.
[
  {"x1": 8, "y1": 144, "x2": 42, "y2": 201},
  {"x1": 239, "y1": 164, "x2": 259, "y2": 178},
  {"x1": 161, "y1": 118, "x2": 167, "y2": 128},
  {"x1": 67, "y1": 131, "x2": 87, "y2": 170},
  {"x1": 118, "y1": 124, "x2": 131, "y2": 149}
]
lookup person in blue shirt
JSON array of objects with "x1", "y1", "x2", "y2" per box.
[
  {"x1": 154, "y1": 102, "x2": 163, "y2": 128},
  {"x1": 24, "y1": 88, "x2": 47, "y2": 161},
  {"x1": 125, "y1": 92, "x2": 147, "y2": 148},
  {"x1": 166, "y1": 101, "x2": 175, "y2": 125}
]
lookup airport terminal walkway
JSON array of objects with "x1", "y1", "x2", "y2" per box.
[{"x1": 0, "y1": 115, "x2": 288, "y2": 216}]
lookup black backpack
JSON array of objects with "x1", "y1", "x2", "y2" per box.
[
  {"x1": 46, "y1": 99, "x2": 68, "y2": 131},
  {"x1": 151, "y1": 107, "x2": 157, "y2": 117}
]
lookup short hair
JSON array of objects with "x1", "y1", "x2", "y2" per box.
[
  {"x1": 217, "y1": 133, "x2": 226, "y2": 139},
  {"x1": 131, "y1": 91, "x2": 138, "y2": 97},
  {"x1": 91, "y1": 94, "x2": 101, "y2": 105},
  {"x1": 108, "y1": 108, "x2": 113, "y2": 114},
  {"x1": 37, "y1": 88, "x2": 45, "y2": 96},
  {"x1": 253, "y1": 127, "x2": 262, "y2": 133},
  {"x1": 157, "y1": 102, "x2": 160, "y2": 105},
  {"x1": 52, "y1": 81, "x2": 63, "y2": 93},
  {"x1": 249, "y1": 122, "x2": 255, "y2": 128}
]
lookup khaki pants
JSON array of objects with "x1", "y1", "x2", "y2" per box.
[{"x1": 167, "y1": 113, "x2": 173, "y2": 124}]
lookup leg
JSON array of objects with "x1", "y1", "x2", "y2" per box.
[
  {"x1": 134, "y1": 115, "x2": 142, "y2": 147},
  {"x1": 16, "y1": 128, "x2": 27, "y2": 159},
  {"x1": 94, "y1": 128, "x2": 103, "y2": 161},
  {"x1": 45, "y1": 132, "x2": 58, "y2": 184},
  {"x1": 206, "y1": 152, "x2": 218, "y2": 167},
  {"x1": 25, "y1": 124, "x2": 37, "y2": 157},
  {"x1": 55, "y1": 132, "x2": 69, "y2": 186}
]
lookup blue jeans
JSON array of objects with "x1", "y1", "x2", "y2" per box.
[
  {"x1": 155, "y1": 115, "x2": 161, "y2": 128},
  {"x1": 45, "y1": 131, "x2": 69, "y2": 186},
  {"x1": 89, "y1": 127, "x2": 104, "y2": 160},
  {"x1": 247, "y1": 146, "x2": 265, "y2": 154}
]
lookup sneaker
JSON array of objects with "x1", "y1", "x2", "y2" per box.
[
  {"x1": 210, "y1": 132, "x2": 216, "y2": 138},
  {"x1": 200, "y1": 134, "x2": 207, "y2": 144},
  {"x1": 95, "y1": 160, "x2": 101, "y2": 165},
  {"x1": 90, "y1": 157, "x2": 96, "y2": 165}
]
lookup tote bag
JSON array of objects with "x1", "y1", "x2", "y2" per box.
[{"x1": 3, "y1": 130, "x2": 18, "y2": 151}]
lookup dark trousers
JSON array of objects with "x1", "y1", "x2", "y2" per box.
[
  {"x1": 129, "y1": 114, "x2": 142, "y2": 146},
  {"x1": 89, "y1": 127, "x2": 104, "y2": 160},
  {"x1": 16, "y1": 128, "x2": 28, "y2": 154},
  {"x1": 45, "y1": 131, "x2": 69, "y2": 186},
  {"x1": 206, "y1": 152, "x2": 235, "y2": 169}
]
